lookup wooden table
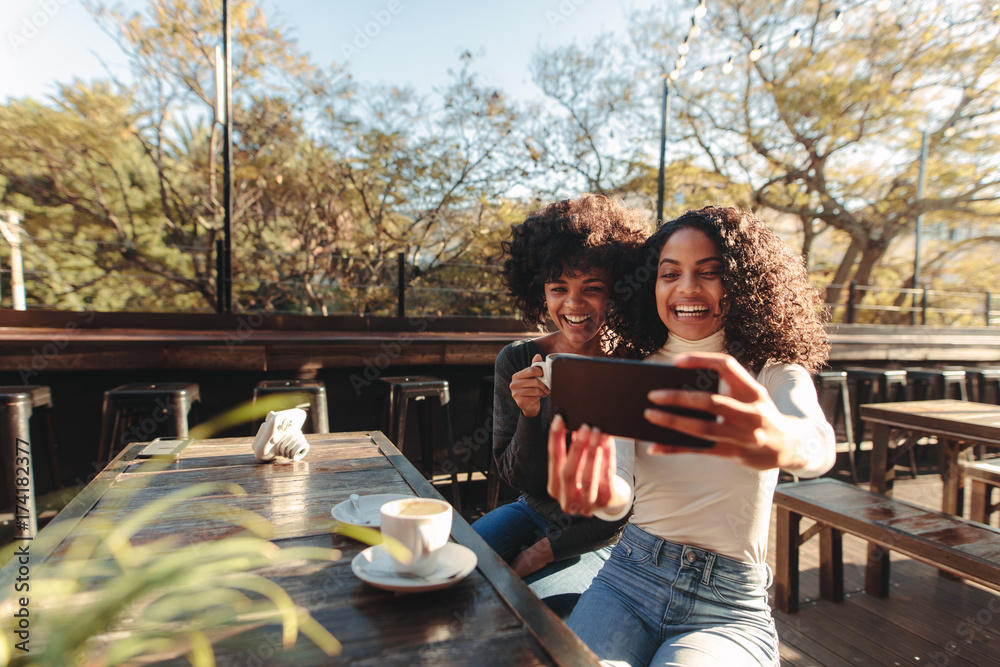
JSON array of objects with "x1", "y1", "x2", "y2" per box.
[
  {"x1": 861, "y1": 399, "x2": 1000, "y2": 515},
  {"x1": 0, "y1": 431, "x2": 597, "y2": 666},
  {"x1": 860, "y1": 399, "x2": 1000, "y2": 586}
]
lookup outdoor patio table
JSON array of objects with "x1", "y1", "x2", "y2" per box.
[
  {"x1": 0, "y1": 431, "x2": 597, "y2": 666},
  {"x1": 861, "y1": 399, "x2": 1000, "y2": 513},
  {"x1": 860, "y1": 399, "x2": 1000, "y2": 585}
]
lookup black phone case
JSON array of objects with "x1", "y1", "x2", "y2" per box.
[{"x1": 549, "y1": 355, "x2": 719, "y2": 448}]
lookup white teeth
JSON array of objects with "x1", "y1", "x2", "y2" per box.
[
  {"x1": 564, "y1": 314, "x2": 591, "y2": 324},
  {"x1": 674, "y1": 305, "x2": 708, "y2": 314}
]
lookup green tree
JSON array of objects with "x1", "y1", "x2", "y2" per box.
[
  {"x1": 1, "y1": 0, "x2": 526, "y2": 315},
  {"x1": 626, "y1": 0, "x2": 1000, "y2": 314},
  {"x1": 527, "y1": 36, "x2": 648, "y2": 197}
]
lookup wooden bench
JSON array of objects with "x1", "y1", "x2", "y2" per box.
[
  {"x1": 961, "y1": 458, "x2": 1000, "y2": 524},
  {"x1": 773, "y1": 478, "x2": 1000, "y2": 613}
]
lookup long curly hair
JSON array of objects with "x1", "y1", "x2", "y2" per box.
[
  {"x1": 499, "y1": 193, "x2": 651, "y2": 351},
  {"x1": 620, "y1": 206, "x2": 829, "y2": 373}
]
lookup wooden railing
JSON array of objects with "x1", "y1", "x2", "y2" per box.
[{"x1": 827, "y1": 282, "x2": 996, "y2": 327}]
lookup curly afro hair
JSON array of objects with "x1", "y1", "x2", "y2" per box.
[
  {"x1": 620, "y1": 205, "x2": 830, "y2": 373},
  {"x1": 499, "y1": 193, "x2": 651, "y2": 346}
]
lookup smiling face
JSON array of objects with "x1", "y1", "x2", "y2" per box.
[
  {"x1": 655, "y1": 227, "x2": 726, "y2": 340},
  {"x1": 544, "y1": 263, "x2": 612, "y2": 353}
]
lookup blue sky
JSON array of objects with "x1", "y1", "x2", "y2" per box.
[{"x1": 2, "y1": 0, "x2": 663, "y2": 104}]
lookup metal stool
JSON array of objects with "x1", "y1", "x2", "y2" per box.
[
  {"x1": 373, "y1": 376, "x2": 461, "y2": 508},
  {"x1": 960, "y1": 459, "x2": 1000, "y2": 525},
  {"x1": 904, "y1": 368, "x2": 968, "y2": 470},
  {"x1": 944, "y1": 367, "x2": 1000, "y2": 404},
  {"x1": 253, "y1": 380, "x2": 329, "y2": 433},
  {"x1": 846, "y1": 368, "x2": 913, "y2": 478},
  {"x1": 972, "y1": 368, "x2": 1000, "y2": 405},
  {"x1": 904, "y1": 368, "x2": 969, "y2": 401},
  {"x1": 813, "y1": 371, "x2": 857, "y2": 482},
  {"x1": 97, "y1": 382, "x2": 200, "y2": 466},
  {"x1": 0, "y1": 385, "x2": 60, "y2": 539},
  {"x1": 846, "y1": 368, "x2": 908, "y2": 448}
]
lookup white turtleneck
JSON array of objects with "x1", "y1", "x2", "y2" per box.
[{"x1": 596, "y1": 330, "x2": 835, "y2": 564}]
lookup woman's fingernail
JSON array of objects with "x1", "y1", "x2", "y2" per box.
[{"x1": 552, "y1": 414, "x2": 563, "y2": 428}]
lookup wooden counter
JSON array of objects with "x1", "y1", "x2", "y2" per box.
[{"x1": 2, "y1": 311, "x2": 999, "y2": 374}]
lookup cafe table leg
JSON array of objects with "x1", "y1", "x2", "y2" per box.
[
  {"x1": 866, "y1": 421, "x2": 892, "y2": 597},
  {"x1": 938, "y1": 438, "x2": 966, "y2": 581},
  {"x1": 940, "y1": 438, "x2": 964, "y2": 517},
  {"x1": 869, "y1": 422, "x2": 892, "y2": 496}
]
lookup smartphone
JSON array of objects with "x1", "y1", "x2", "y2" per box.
[{"x1": 549, "y1": 356, "x2": 719, "y2": 448}]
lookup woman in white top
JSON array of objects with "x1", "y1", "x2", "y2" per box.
[{"x1": 546, "y1": 206, "x2": 836, "y2": 666}]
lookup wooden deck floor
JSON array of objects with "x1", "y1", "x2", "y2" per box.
[{"x1": 769, "y1": 461, "x2": 1000, "y2": 667}]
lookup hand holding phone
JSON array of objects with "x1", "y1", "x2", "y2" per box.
[{"x1": 549, "y1": 356, "x2": 719, "y2": 448}]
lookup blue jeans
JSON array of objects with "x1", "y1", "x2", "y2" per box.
[
  {"x1": 567, "y1": 524, "x2": 779, "y2": 667},
  {"x1": 472, "y1": 497, "x2": 611, "y2": 618}
]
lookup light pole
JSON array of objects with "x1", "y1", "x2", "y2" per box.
[
  {"x1": 0, "y1": 210, "x2": 26, "y2": 310},
  {"x1": 217, "y1": 0, "x2": 234, "y2": 314},
  {"x1": 912, "y1": 130, "x2": 928, "y2": 325},
  {"x1": 656, "y1": 75, "x2": 670, "y2": 224}
]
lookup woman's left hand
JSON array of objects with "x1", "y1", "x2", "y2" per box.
[{"x1": 642, "y1": 352, "x2": 807, "y2": 471}]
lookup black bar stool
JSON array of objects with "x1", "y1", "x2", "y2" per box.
[
  {"x1": 813, "y1": 371, "x2": 857, "y2": 483},
  {"x1": 0, "y1": 385, "x2": 61, "y2": 539},
  {"x1": 944, "y1": 367, "x2": 1000, "y2": 404},
  {"x1": 904, "y1": 368, "x2": 969, "y2": 402},
  {"x1": 903, "y1": 368, "x2": 968, "y2": 469},
  {"x1": 846, "y1": 367, "x2": 908, "y2": 448},
  {"x1": 973, "y1": 368, "x2": 1000, "y2": 405},
  {"x1": 846, "y1": 368, "x2": 913, "y2": 478},
  {"x1": 97, "y1": 382, "x2": 200, "y2": 467},
  {"x1": 373, "y1": 376, "x2": 461, "y2": 508},
  {"x1": 253, "y1": 380, "x2": 329, "y2": 433}
]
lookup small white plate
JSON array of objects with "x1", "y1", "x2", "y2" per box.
[
  {"x1": 351, "y1": 543, "x2": 477, "y2": 593},
  {"x1": 331, "y1": 493, "x2": 411, "y2": 527}
]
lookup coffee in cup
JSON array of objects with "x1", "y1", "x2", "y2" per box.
[{"x1": 379, "y1": 497, "x2": 453, "y2": 577}]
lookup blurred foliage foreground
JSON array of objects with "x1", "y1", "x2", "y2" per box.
[
  {"x1": 0, "y1": 395, "x2": 402, "y2": 666},
  {"x1": 0, "y1": 479, "x2": 341, "y2": 667}
]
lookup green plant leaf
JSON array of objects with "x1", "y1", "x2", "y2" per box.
[{"x1": 188, "y1": 393, "x2": 313, "y2": 440}]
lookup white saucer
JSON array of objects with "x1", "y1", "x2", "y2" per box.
[
  {"x1": 351, "y1": 543, "x2": 477, "y2": 593},
  {"x1": 331, "y1": 493, "x2": 411, "y2": 527}
]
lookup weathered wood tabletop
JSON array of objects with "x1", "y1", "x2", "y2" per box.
[
  {"x1": 860, "y1": 399, "x2": 1000, "y2": 515},
  {"x1": 860, "y1": 399, "x2": 1000, "y2": 589},
  {"x1": 5, "y1": 431, "x2": 597, "y2": 666}
]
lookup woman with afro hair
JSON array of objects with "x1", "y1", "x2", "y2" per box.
[
  {"x1": 546, "y1": 206, "x2": 836, "y2": 665},
  {"x1": 472, "y1": 193, "x2": 650, "y2": 617}
]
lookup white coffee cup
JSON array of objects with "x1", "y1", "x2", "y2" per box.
[
  {"x1": 531, "y1": 353, "x2": 587, "y2": 389},
  {"x1": 379, "y1": 497, "x2": 453, "y2": 577},
  {"x1": 530, "y1": 357, "x2": 553, "y2": 388}
]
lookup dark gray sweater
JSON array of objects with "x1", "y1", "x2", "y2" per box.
[{"x1": 492, "y1": 339, "x2": 628, "y2": 561}]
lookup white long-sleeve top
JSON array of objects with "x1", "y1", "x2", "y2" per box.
[{"x1": 598, "y1": 330, "x2": 836, "y2": 564}]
